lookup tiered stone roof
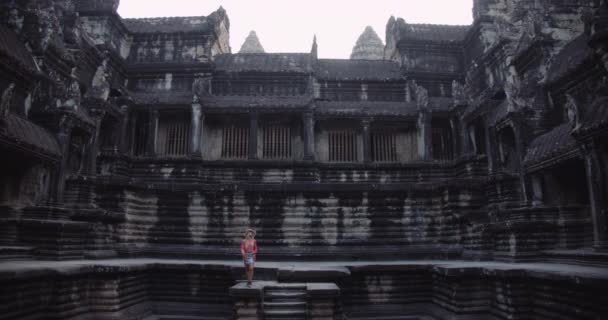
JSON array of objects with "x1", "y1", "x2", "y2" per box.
[
  {"x1": 0, "y1": 26, "x2": 38, "y2": 73},
  {"x1": 547, "y1": 33, "x2": 596, "y2": 84},
  {"x1": 1, "y1": 114, "x2": 61, "y2": 161},
  {"x1": 523, "y1": 123, "x2": 578, "y2": 170}
]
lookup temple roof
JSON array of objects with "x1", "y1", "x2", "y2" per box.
[
  {"x1": 399, "y1": 24, "x2": 471, "y2": 43},
  {"x1": 316, "y1": 59, "x2": 402, "y2": 81},
  {"x1": 239, "y1": 31, "x2": 265, "y2": 54},
  {"x1": 575, "y1": 96, "x2": 608, "y2": 137},
  {"x1": 523, "y1": 122, "x2": 578, "y2": 170},
  {"x1": 0, "y1": 26, "x2": 38, "y2": 74},
  {"x1": 547, "y1": 33, "x2": 596, "y2": 84},
  {"x1": 123, "y1": 16, "x2": 212, "y2": 34},
  {"x1": 214, "y1": 53, "x2": 313, "y2": 73},
  {"x1": 0, "y1": 114, "x2": 61, "y2": 161}
]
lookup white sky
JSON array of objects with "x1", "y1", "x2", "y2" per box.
[{"x1": 118, "y1": 0, "x2": 473, "y2": 59}]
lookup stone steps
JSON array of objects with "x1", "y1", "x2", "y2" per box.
[
  {"x1": 0, "y1": 245, "x2": 34, "y2": 261},
  {"x1": 264, "y1": 285, "x2": 307, "y2": 320},
  {"x1": 143, "y1": 316, "x2": 226, "y2": 320}
]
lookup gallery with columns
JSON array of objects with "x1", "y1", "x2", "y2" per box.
[{"x1": 1, "y1": 0, "x2": 608, "y2": 319}]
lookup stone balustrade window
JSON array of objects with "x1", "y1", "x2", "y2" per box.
[
  {"x1": 328, "y1": 130, "x2": 358, "y2": 162},
  {"x1": 371, "y1": 131, "x2": 398, "y2": 162},
  {"x1": 221, "y1": 125, "x2": 249, "y2": 159},
  {"x1": 262, "y1": 125, "x2": 291, "y2": 159},
  {"x1": 432, "y1": 123, "x2": 454, "y2": 162},
  {"x1": 132, "y1": 112, "x2": 149, "y2": 156},
  {"x1": 157, "y1": 112, "x2": 191, "y2": 156}
]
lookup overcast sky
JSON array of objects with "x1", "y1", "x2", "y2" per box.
[{"x1": 118, "y1": 0, "x2": 473, "y2": 59}]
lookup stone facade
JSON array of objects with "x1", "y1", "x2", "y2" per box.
[{"x1": 1, "y1": 0, "x2": 608, "y2": 319}]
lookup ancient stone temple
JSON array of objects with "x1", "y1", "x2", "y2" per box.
[{"x1": 1, "y1": 0, "x2": 608, "y2": 319}]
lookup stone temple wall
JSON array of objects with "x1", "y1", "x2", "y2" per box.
[
  {"x1": 1, "y1": 0, "x2": 608, "y2": 319},
  {"x1": 103, "y1": 189, "x2": 469, "y2": 258},
  {"x1": 2, "y1": 261, "x2": 607, "y2": 320}
]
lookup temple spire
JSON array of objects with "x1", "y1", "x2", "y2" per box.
[
  {"x1": 239, "y1": 30, "x2": 265, "y2": 53},
  {"x1": 311, "y1": 34, "x2": 318, "y2": 60},
  {"x1": 350, "y1": 26, "x2": 384, "y2": 60}
]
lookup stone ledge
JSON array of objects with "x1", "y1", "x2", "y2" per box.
[{"x1": 1, "y1": 259, "x2": 607, "y2": 284}]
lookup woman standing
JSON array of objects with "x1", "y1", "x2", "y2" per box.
[{"x1": 240, "y1": 228, "x2": 257, "y2": 286}]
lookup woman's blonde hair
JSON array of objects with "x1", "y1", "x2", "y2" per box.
[{"x1": 244, "y1": 228, "x2": 256, "y2": 238}]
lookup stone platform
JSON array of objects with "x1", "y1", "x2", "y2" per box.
[{"x1": 1, "y1": 258, "x2": 608, "y2": 319}]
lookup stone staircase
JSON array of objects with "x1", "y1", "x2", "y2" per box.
[
  {"x1": 263, "y1": 284, "x2": 307, "y2": 320},
  {"x1": 0, "y1": 245, "x2": 34, "y2": 261},
  {"x1": 231, "y1": 281, "x2": 340, "y2": 319}
]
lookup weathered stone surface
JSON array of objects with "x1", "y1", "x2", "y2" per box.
[
  {"x1": 350, "y1": 26, "x2": 384, "y2": 60},
  {"x1": 1, "y1": 1, "x2": 608, "y2": 319},
  {"x1": 239, "y1": 30, "x2": 265, "y2": 54}
]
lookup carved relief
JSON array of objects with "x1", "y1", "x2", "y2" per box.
[
  {"x1": 192, "y1": 74, "x2": 212, "y2": 103},
  {"x1": 0, "y1": 83, "x2": 16, "y2": 119},
  {"x1": 63, "y1": 67, "x2": 82, "y2": 109},
  {"x1": 452, "y1": 80, "x2": 466, "y2": 105},
  {"x1": 88, "y1": 54, "x2": 111, "y2": 101},
  {"x1": 565, "y1": 94, "x2": 582, "y2": 131},
  {"x1": 415, "y1": 83, "x2": 429, "y2": 110}
]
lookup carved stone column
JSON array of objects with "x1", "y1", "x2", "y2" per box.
[
  {"x1": 485, "y1": 125, "x2": 496, "y2": 173},
  {"x1": 248, "y1": 112, "x2": 259, "y2": 160},
  {"x1": 582, "y1": 141, "x2": 608, "y2": 250},
  {"x1": 146, "y1": 109, "x2": 159, "y2": 156},
  {"x1": 118, "y1": 106, "x2": 130, "y2": 154},
  {"x1": 362, "y1": 118, "x2": 372, "y2": 163},
  {"x1": 190, "y1": 103, "x2": 204, "y2": 157},
  {"x1": 449, "y1": 117, "x2": 461, "y2": 156},
  {"x1": 88, "y1": 117, "x2": 102, "y2": 175},
  {"x1": 54, "y1": 117, "x2": 74, "y2": 203},
  {"x1": 461, "y1": 122, "x2": 472, "y2": 156},
  {"x1": 127, "y1": 111, "x2": 137, "y2": 155},
  {"x1": 303, "y1": 111, "x2": 315, "y2": 160},
  {"x1": 417, "y1": 111, "x2": 432, "y2": 161}
]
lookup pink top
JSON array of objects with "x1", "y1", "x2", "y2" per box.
[{"x1": 240, "y1": 239, "x2": 257, "y2": 262}]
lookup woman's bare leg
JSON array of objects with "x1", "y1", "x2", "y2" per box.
[{"x1": 246, "y1": 266, "x2": 253, "y2": 283}]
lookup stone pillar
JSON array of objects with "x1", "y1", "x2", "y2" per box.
[
  {"x1": 582, "y1": 142, "x2": 608, "y2": 249},
  {"x1": 449, "y1": 117, "x2": 460, "y2": 156},
  {"x1": 118, "y1": 107, "x2": 130, "y2": 154},
  {"x1": 362, "y1": 118, "x2": 371, "y2": 163},
  {"x1": 248, "y1": 112, "x2": 259, "y2": 160},
  {"x1": 417, "y1": 111, "x2": 432, "y2": 160},
  {"x1": 485, "y1": 126, "x2": 496, "y2": 173},
  {"x1": 303, "y1": 111, "x2": 315, "y2": 160},
  {"x1": 87, "y1": 118, "x2": 102, "y2": 175},
  {"x1": 54, "y1": 118, "x2": 73, "y2": 203},
  {"x1": 190, "y1": 103, "x2": 204, "y2": 157},
  {"x1": 461, "y1": 122, "x2": 472, "y2": 155},
  {"x1": 146, "y1": 109, "x2": 159, "y2": 156},
  {"x1": 127, "y1": 111, "x2": 137, "y2": 155}
]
